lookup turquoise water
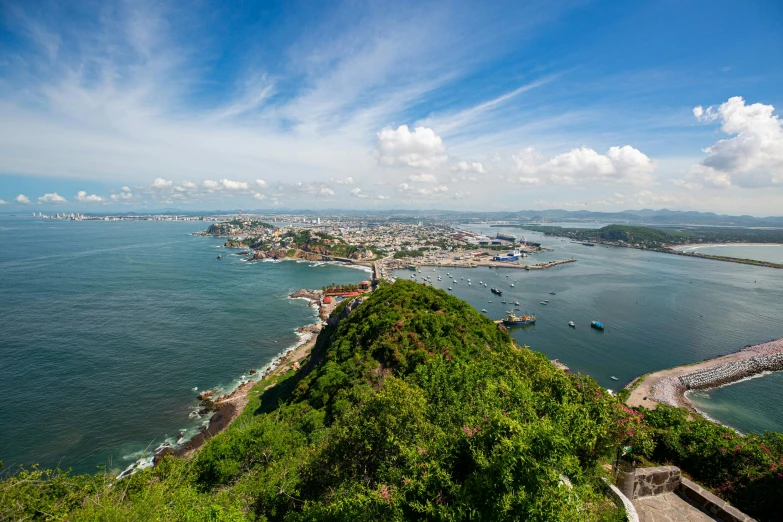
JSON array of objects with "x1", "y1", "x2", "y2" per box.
[
  {"x1": 394, "y1": 225, "x2": 783, "y2": 435},
  {"x1": 688, "y1": 372, "x2": 783, "y2": 434},
  {"x1": 676, "y1": 244, "x2": 783, "y2": 264},
  {"x1": 0, "y1": 216, "x2": 368, "y2": 474}
]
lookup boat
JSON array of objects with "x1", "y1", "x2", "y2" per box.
[
  {"x1": 217, "y1": 255, "x2": 222, "y2": 259},
  {"x1": 491, "y1": 287, "x2": 503, "y2": 296},
  {"x1": 510, "y1": 284, "x2": 514, "y2": 287},
  {"x1": 448, "y1": 287, "x2": 453, "y2": 291},
  {"x1": 610, "y1": 376, "x2": 619, "y2": 381},
  {"x1": 540, "y1": 301, "x2": 547, "y2": 305},
  {"x1": 568, "y1": 321, "x2": 575, "y2": 327},
  {"x1": 468, "y1": 282, "x2": 471, "y2": 285},
  {"x1": 543, "y1": 299, "x2": 549, "y2": 303},
  {"x1": 501, "y1": 300, "x2": 506, "y2": 304},
  {"x1": 514, "y1": 301, "x2": 520, "y2": 305},
  {"x1": 591, "y1": 321, "x2": 604, "y2": 330},
  {"x1": 493, "y1": 248, "x2": 523, "y2": 261},
  {"x1": 502, "y1": 313, "x2": 536, "y2": 326},
  {"x1": 582, "y1": 242, "x2": 595, "y2": 247},
  {"x1": 550, "y1": 291, "x2": 556, "y2": 295},
  {"x1": 481, "y1": 309, "x2": 487, "y2": 313}
]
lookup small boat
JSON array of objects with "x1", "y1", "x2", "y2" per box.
[
  {"x1": 448, "y1": 287, "x2": 453, "y2": 291},
  {"x1": 506, "y1": 274, "x2": 509, "y2": 277},
  {"x1": 481, "y1": 309, "x2": 487, "y2": 313},
  {"x1": 461, "y1": 277, "x2": 464, "y2": 280},
  {"x1": 610, "y1": 376, "x2": 619, "y2": 381},
  {"x1": 514, "y1": 301, "x2": 520, "y2": 305},
  {"x1": 491, "y1": 287, "x2": 503, "y2": 296},
  {"x1": 591, "y1": 321, "x2": 604, "y2": 330},
  {"x1": 468, "y1": 282, "x2": 471, "y2": 285},
  {"x1": 543, "y1": 299, "x2": 549, "y2": 303},
  {"x1": 540, "y1": 301, "x2": 547, "y2": 305},
  {"x1": 501, "y1": 300, "x2": 506, "y2": 304},
  {"x1": 217, "y1": 255, "x2": 222, "y2": 259},
  {"x1": 568, "y1": 321, "x2": 575, "y2": 327},
  {"x1": 510, "y1": 284, "x2": 514, "y2": 287},
  {"x1": 550, "y1": 291, "x2": 556, "y2": 295}
]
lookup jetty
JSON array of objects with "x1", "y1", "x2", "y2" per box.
[{"x1": 625, "y1": 337, "x2": 783, "y2": 412}]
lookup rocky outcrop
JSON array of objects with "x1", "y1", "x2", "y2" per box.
[
  {"x1": 197, "y1": 389, "x2": 218, "y2": 401},
  {"x1": 327, "y1": 297, "x2": 366, "y2": 327},
  {"x1": 224, "y1": 240, "x2": 244, "y2": 248},
  {"x1": 290, "y1": 288, "x2": 322, "y2": 301}
]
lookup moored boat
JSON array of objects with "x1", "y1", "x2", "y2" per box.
[
  {"x1": 568, "y1": 321, "x2": 575, "y2": 327},
  {"x1": 502, "y1": 313, "x2": 536, "y2": 326},
  {"x1": 491, "y1": 287, "x2": 503, "y2": 296},
  {"x1": 591, "y1": 321, "x2": 604, "y2": 330}
]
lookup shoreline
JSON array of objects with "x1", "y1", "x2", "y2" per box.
[{"x1": 625, "y1": 337, "x2": 783, "y2": 419}]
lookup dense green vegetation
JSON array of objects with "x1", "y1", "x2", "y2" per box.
[
  {"x1": 518, "y1": 224, "x2": 783, "y2": 247},
  {"x1": 643, "y1": 406, "x2": 782, "y2": 520},
  {"x1": 3, "y1": 281, "x2": 778, "y2": 520},
  {"x1": 1, "y1": 281, "x2": 637, "y2": 521}
]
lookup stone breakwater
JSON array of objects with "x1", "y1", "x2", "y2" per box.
[
  {"x1": 648, "y1": 338, "x2": 783, "y2": 410},
  {"x1": 679, "y1": 353, "x2": 783, "y2": 390}
]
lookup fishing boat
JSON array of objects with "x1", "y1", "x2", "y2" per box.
[
  {"x1": 491, "y1": 287, "x2": 503, "y2": 296},
  {"x1": 610, "y1": 376, "x2": 619, "y2": 381},
  {"x1": 591, "y1": 321, "x2": 604, "y2": 330},
  {"x1": 502, "y1": 313, "x2": 536, "y2": 326},
  {"x1": 568, "y1": 321, "x2": 575, "y2": 327}
]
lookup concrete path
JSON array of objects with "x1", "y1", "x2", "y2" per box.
[{"x1": 633, "y1": 493, "x2": 719, "y2": 522}]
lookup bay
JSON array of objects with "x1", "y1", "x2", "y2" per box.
[
  {"x1": 0, "y1": 216, "x2": 368, "y2": 474},
  {"x1": 393, "y1": 224, "x2": 783, "y2": 434}
]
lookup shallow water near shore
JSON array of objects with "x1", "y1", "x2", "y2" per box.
[
  {"x1": 394, "y1": 224, "x2": 783, "y2": 435},
  {"x1": 0, "y1": 216, "x2": 367, "y2": 474},
  {"x1": 674, "y1": 243, "x2": 783, "y2": 264}
]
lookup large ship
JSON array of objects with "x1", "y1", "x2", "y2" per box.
[
  {"x1": 493, "y1": 248, "x2": 523, "y2": 261},
  {"x1": 495, "y1": 232, "x2": 517, "y2": 242},
  {"x1": 502, "y1": 313, "x2": 536, "y2": 325}
]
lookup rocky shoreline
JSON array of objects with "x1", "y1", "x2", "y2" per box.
[
  {"x1": 626, "y1": 337, "x2": 783, "y2": 417},
  {"x1": 148, "y1": 288, "x2": 339, "y2": 466}
]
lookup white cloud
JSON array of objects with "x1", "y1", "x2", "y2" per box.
[
  {"x1": 220, "y1": 178, "x2": 249, "y2": 190},
  {"x1": 255, "y1": 179, "x2": 268, "y2": 188},
  {"x1": 151, "y1": 178, "x2": 173, "y2": 189},
  {"x1": 408, "y1": 173, "x2": 438, "y2": 183},
  {"x1": 513, "y1": 145, "x2": 655, "y2": 186},
  {"x1": 349, "y1": 187, "x2": 367, "y2": 198},
  {"x1": 689, "y1": 96, "x2": 783, "y2": 188},
  {"x1": 451, "y1": 160, "x2": 485, "y2": 174},
  {"x1": 376, "y1": 125, "x2": 447, "y2": 168},
  {"x1": 75, "y1": 190, "x2": 104, "y2": 202},
  {"x1": 517, "y1": 176, "x2": 541, "y2": 185},
  {"x1": 110, "y1": 186, "x2": 134, "y2": 201},
  {"x1": 397, "y1": 182, "x2": 449, "y2": 197},
  {"x1": 37, "y1": 192, "x2": 67, "y2": 204},
  {"x1": 16, "y1": 194, "x2": 30, "y2": 204},
  {"x1": 121, "y1": 186, "x2": 132, "y2": 192},
  {"x1": 252, "y1": 192, "x2": 267, "y2": 200},
  {"x1": 319, "y1": 187, "x2": 335, "y2": 196},
  {"x1": 0, "y1": 199, "x2": 6, "y2": 204},
  {"x1": 180, "y1": 181, "x2": 197, "y2": 190},
  {"x1": 377, "y1": 194, "x2": 390, "y2": 200},
  {"x1": 202, "y1": 180, "x2": 220, "y2": 189},
  {"x1": 329, "y1": 176, "x2": 356, "y2": 185}
]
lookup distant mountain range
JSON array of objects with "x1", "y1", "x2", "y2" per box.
[{"x1": 8, "y1": 208, "x2": 783, "y2": 227}]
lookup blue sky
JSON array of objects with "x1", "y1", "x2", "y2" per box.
[{"x1": 1, "y1": 0, "x2": 782, "y2": 214}]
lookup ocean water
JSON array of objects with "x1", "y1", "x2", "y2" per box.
[
  {"x1": 394, "y1": 225, "x2": 783, "y2": 435},
  {"x1": 0, "y1": 216, "x2": 368, "y2": 474},
  {"x1": 675, "y1": 244, "x2": 783, "y2": 264}
]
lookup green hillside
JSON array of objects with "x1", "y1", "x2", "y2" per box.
[{"x1": 3, "y1": 281, "x2": 780, "y2": 520}]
